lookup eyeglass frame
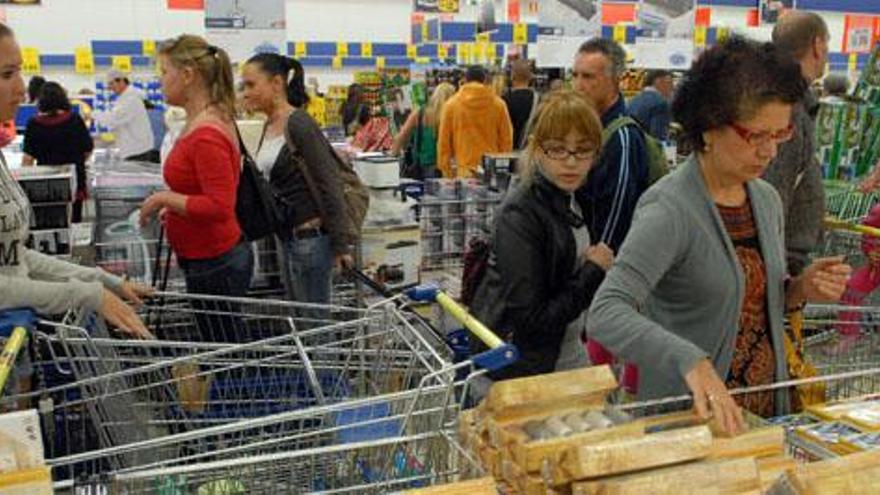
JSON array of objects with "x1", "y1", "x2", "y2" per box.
[
  {"x1": 539, "y1": 144, "x2": 597, "y2": 161},
  {"x1": 729, "y1": 122, "x2": 795, "y2": 148}
]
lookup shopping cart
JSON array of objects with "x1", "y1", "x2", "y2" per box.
[
  {"x1": 824, "y1": 183, "x2": 880, "y2": 223},
  {"x1": 620, "y1": 367, "x2": 880, "y2": 462},
  {"x1": 3, "y1": 286, "x2": 516, "y2": 491},
  {"x1": 95, "y1": 231, "x2": 293, "y2": 298}
]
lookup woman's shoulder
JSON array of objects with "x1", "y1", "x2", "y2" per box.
[{"x1": 185, "y1": 121, "x2": 237, "y2": 147}]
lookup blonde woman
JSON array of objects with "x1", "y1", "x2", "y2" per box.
[
  {"x1": 391, "y1": 82, "x2": 456, "y2": 179},
  {"x1": 139, "y1": 35, "x2": 253, "y2": 342},
  {"x1": 470, "y1": 89, "x2": 613, "y2": 381}
]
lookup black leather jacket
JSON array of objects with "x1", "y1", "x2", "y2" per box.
[{"x1": 470, "y1": 174, "x2": 606, "y2": 380}]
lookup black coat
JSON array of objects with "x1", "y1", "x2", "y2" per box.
[{"x1": 470, "y1": 175, "x2": 606, "y2": 380}]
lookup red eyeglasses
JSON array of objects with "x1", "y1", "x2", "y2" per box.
[{"x1": 729, "y1": 122, "x2": 795, "y2": 148}]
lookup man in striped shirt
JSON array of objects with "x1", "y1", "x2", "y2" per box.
[
  {"x1": 572, "y1": 38, "x2": 650, "y2": 253},
  {"x1": 573, "y1": 38, "x2": 651, "y2": 390}
]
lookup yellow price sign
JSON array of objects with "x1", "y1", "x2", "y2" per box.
[
  {"x1": 332, "y1": 56, "x2": 343, "y2": 70},
  {"x1": 407, "y1": 44, "x2": 417, "y2": 59},
  {"x1": 487, "y1": 43, "x2": 497, "y2": 60},
  {"x1": 849, "y1": 52, "x2": 859, "y2": 73},
  {"x1": 694, "y1": 26, "x2": 707, "y2": 48},
  {"x1": 716, "y1": 27, "x2": 730, "y2": 43},
  {"x1": 21, "y1": 47, "x2": 40, "y2": 75},
  {"x1": 421, "y1": 22, "x2": 429, "y2": 41},
  {"x1": 513, "y1": 23, "x2": 528, "y2": 45},
  {"x1": 613, "y1": 25, "x2": 627, "y2": 44},
  {"x1": 459, "y1": 43, "x2": 472, "y2": 63},
  {"x1": 438, "y1": 0, "x2": 458, "y2": 13},
  {"x1": 376, "y1": 56, "x2": 386, "y2": 70},
  {"x1": 415, "y1": 57, "x2": 430, "y2": 65},
  {"x1": 295, "y1": 42, "x2": 307, "y2": 58},
  {"x1": 438, "y1": 44, "x2": 448, "y2": 59},
  {"x1": 74, "y1": 47, "x2": 95, "y2": 75},
  {"x1": 361, "y1": 42, "x2": 372, "y2": 58},
  {"x1": 476, "y1": 32, "x2": 490, "y2": 43},
  {"x1": 475, "y1": 42, "x2": 487, "y2": 62},
  {"x1": 112, "y1": 55, "x2": 132, "y2": 73},
  {"x1": 142, "y1": 40, "x2": 156, "y2": 57},
  {"x1": 336, "y1": 42, "x2": 349, "y2": 57}
]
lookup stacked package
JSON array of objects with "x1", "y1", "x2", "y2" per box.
[
  {"x1": 459, "y1": 366, "x2": 791, "y2": 494},
  {"x1": 819, "y1": 42, "x2": 880, "y2": 181},
  {"x1": 816, "y1": 100, "x2": 872, "y2": 181}
]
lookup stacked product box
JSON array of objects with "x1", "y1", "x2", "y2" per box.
[
  {"x1": 816, "y1": 100, "x2": 871, "y2": 181},
  {"x1": 12, "y1": 165, "x2": 76, "y2": 259},
  {"x1": 420, "y1": 179, "x2": 501, "y2": 270}
]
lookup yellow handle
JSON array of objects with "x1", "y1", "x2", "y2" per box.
[
  {"x1": 824, "y1": 217, "x2": 880, "y2": 238},
  {"x1": 435, "y1": 292, "x2": 503, "y2": 349},
  {"x1": 0, "y1": 327, "x2": 27, "y2": 394}
]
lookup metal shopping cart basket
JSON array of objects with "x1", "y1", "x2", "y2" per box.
[{"x1": 2, "y1": 285, "x2": 516, "y2": 491}]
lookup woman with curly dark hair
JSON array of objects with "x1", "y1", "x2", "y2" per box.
[{"x1": 588, "y1": 37, "x2": 851, "y2": 435}]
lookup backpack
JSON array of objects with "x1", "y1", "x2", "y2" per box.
[
  {"x1": 460, "y1": 237, "x2": 491, "y2": 308},
  {"x1": 284, "y1": 125, "x2": 369, "y2": 238},
  {"x1": 233, "y1": 125, "x2": 283, "y2": 241},
  {"x1": 603, "y1": 116, "x2": 669, "y2": 186}
]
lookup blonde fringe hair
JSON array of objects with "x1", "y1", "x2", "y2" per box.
[
  {"x1": 423, "y1": 82, "x2": 456, "y2": 128},
  {"x1": 159, "y1": 35, "x2": 236, "y2": 118},
  {"x1": 520, "y1": 89, "x2": 602, "y2": 185}
]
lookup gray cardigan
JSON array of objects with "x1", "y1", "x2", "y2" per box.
[{"x1": 588, "y1": 155, "x2": 791, "y2": 415}]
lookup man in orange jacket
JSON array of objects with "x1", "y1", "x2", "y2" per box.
[{"x1": 437, "y1": 66, "x2": 513, "y2": 178}]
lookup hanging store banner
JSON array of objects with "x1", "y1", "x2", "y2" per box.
[
  {"x1": 537, "y1": 0, "x2": 602, "y2": 68},
  {"x1": 843, "y1": 14, "x2": 878, "y2": 54},
  {"x1": 0, "y1": 1, "x2": 41, "y2": 4},
  {"x1": 413, "y1": 0, "x2": 460, "y2": 14},
  {"x1": 760, "y1": 0, "x2": 793, "y2": 26},
  {"x1": 633, "y1": 0, "x2": 696, "y2": 70},
  {"x1": 205, "y1": 0, "x2": 287, "y2": 64}
]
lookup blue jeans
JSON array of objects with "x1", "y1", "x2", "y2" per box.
[
  {"x1": 180, "y1": 240, "x2": 254, "y2": 342},
  {"x1": 283, "y1": 233, "x2": 333, "y2": 327}
]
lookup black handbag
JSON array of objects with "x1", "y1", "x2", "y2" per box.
[{"x1": 234, "y1": 125, "x2": 283, "y2": 241}]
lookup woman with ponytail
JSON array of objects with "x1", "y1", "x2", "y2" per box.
[
  {"x1": 140, "y1": 35, "x2": 253, "y2": 341},
  {"x1": 241, "y1": 53, "x2": 355, "y2": 308}
]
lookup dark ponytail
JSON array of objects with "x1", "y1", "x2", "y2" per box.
[{"x1": 246, "y1": 53, "x2": 310, "y2": 108}]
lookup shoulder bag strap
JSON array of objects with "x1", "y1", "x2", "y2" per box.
[{"x1": 282, "y1": 114, "x2": 329, "y2": 222}]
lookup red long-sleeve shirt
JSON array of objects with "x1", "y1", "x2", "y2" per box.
[{"x1": 163, "y1": 125, "x2": 241, "y2": 260}]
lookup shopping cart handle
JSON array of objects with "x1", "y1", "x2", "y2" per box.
[
  {"x1": 407, "y1": 283, "x2": 506, "y2": 346},
  {"x1": 471, "y1": 343, "x2": 519, "y2": 372},
  {"x1": 405, "y1": 284, "x2": 441, "y2": 302},
  {"x1": 0, "y1": 309, "x2": 36, "y2": 338}
]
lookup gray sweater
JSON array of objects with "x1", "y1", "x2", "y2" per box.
[
  {"x1": 588, "y1": 155, "x2": 791, "y2": 415},
  {"x1": 763, "y1": 88, "x2": 824, "y2": 276},
  {"x1": 0, "y1": 153, "x2": 122, "y2": 315}
]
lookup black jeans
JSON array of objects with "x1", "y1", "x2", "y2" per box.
[{"x1": 179, "y1": 241, "x2": 254, "y2": 343}]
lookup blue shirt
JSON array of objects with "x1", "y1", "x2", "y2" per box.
[
  {"x1": 578, "y1": 94, "x2": 650, "y2": 252},
  {"x1": 627, "y1": 87, "x2": 671, "y2": 141}
]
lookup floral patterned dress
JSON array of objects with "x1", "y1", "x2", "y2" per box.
[{"x1": 718, "y1": 200, "x2": 776, "y2": 417}]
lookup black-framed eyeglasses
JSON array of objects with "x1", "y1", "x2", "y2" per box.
[{"x1": 540, "y1": 145, "x2": 596, "y2": 161}]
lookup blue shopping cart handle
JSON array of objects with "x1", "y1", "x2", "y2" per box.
[
  {"x1": 405, "y1": 284, "x2": 440, "y2": 302},
  {"x1": 472, "y1": 343, "x2": 519, "y2": 372},
  {"x1": 0, "y1": 309, "x2": 36, "y2": 338}
]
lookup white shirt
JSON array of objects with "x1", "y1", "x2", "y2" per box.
[
  {"x1": 255, "y1": 135, "x2": 285, "y2": 176},
  {"x1": 94, "y1": 86, "x2": 155, "y2": 159}
]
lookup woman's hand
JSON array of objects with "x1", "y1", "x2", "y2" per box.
[
  {"x1": 334, "y1": 254, "x2": 355, "y2": 272},
  {"x1": 584, "y1": 243, "x2": 614, "y2": 271},
  {"x1": 797, "y1": 256, "x2": 852, "y2": 304},
  {"x1": 117, "y1": 280, "x2": 155, "y2": 307},
  {"x1": 139, "y1": 192, "x2": 168, "y2": 227},
  {"x1": 684, "y1": 359, "x2": 745, "y2": 437},
  {"x1": 859, "y1": 165, "x2": 880, "y2": 193},
  {"x1": 99, "y1": 289, "x2": 154, "y2": 339}
]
